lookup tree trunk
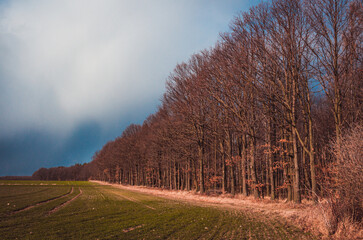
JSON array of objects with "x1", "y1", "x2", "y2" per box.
[
  {"x1": 268, "y1": 117, "x2": 276, "y2": 200},
  {"x1": 198, "y1": 143, "x2": 205, "y2": 193},
  {"x1": 309, "y1": 115, "x2": 317, "y2": 202},
  {"x1": 220, "y1": 140, "x2": 227, "y2": 193},
  {"x1": 241, "y1": 134, "x2": 247, "y2": 196},
  {"x1": 291, "y1": 69, "x2": 301, "y2": 203},
  {"x1": 250, "y1": 132, "x2": 259, "y2": 199}
]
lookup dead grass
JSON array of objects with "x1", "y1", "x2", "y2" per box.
[
  {"x1": 333, "y1": 218, "x2": 363, "y2": 240},
  {"x1": 92, "y1": 180, "x2": 362, "y2": 239}
]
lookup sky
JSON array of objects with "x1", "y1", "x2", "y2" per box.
[{"x1": 0, "y1": 0, "x2": 262, "y2": 176}]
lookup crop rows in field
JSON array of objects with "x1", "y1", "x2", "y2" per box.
[
  {"x1": 0, "y1": 185, "x2": 72, "y2": 216},
  {"x1": 0, "y1": 181, "x2": 316, "y2": 239}
]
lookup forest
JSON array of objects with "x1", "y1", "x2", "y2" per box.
[{"x1": 33, "y1": 0, "x2": 362, "y2": 231}]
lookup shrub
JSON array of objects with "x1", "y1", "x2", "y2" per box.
[{"x1": 329, "y1": 124, "x2": 363, "y2": 234}]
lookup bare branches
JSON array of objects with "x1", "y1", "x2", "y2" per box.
[{"x1": 40, "y1": 3, "x2": 362, "y2": 228}]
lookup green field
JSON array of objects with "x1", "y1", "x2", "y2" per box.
[{"x1": 0, "y1": 181, "x2": 315, "y2": 239}]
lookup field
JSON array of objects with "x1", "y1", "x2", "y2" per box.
[{"x1": 0, "y1": 181, "x2": 316, "y2": 239}]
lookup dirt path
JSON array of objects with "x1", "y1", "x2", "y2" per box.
[
  {"x1": 13, "y1": 187, "x2": 74, "y2": 214},
  {"x1": 92, "y1": 181, "x2": 329, "y2": 238},
  {"x1": 48, "y1": 188, "x2": 82, "y2": 215}
]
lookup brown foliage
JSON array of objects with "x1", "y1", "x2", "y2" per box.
[
  {"x1": 331, "y1": 124, "x2": 363, "y2": 224},
  {"x1": 32, "y1": 1, "x2": 362, "y2": 229}
]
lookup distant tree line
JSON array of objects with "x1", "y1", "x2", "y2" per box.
[
  {"x1": 33, "y1": 0, "x2": 362, "y2": 211},
  {"x1": 32, "y1": 163, "x2": 97, "y2": 181},
  {"x1": 0, "y1": 176, "x2": 33, "y2": 180}
]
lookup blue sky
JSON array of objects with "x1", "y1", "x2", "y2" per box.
[{"x1": 0, "y1": 0, "x2": 262, "y2": 176}]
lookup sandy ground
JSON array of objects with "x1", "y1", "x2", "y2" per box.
[{"x1": 92, "y1": 181, "x2": 333, "y2": 238}]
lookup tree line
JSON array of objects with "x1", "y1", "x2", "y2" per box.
[
  {"x1": 32, "y1": 163, "x2": 97, "y2": 181},
  {"x1": 33, "y1": 0, "x2": 362, "y2": 206}
]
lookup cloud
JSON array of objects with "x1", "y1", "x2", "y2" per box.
[
  {"x1": 0, "y1": 0, "x2": 261, "y2": 175},
  {"x1": 0, "y1": 0, "x2": 244, "y2": 138}
]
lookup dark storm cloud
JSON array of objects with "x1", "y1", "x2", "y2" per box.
[{"x1": 0, "y1": 0, "x2": 260, "y2": 175}]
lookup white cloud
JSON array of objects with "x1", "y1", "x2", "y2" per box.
[{"x1": 0, "y1": 0, "x2": 251, "y2": 138}]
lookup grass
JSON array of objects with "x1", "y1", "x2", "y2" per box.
[
  {"x1": 0, "y1": 183, "x2": 72, "y2": 217},
  {"x1": 0, "y1": 180, "x2": 316, "y2": 239}
]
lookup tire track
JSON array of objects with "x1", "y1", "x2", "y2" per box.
[
  {"x1": 108, "y1": 189, "x2": 156, "y2": 210},
  {"x1": 120, "y1": 194, "x2": 156, "y2": 210},
  {"x1": 13, "y1": 187, "x2": 74, "y2": 214},
  {"x1": 48, "y1": 188, "x2": 82, "y2": 215}
]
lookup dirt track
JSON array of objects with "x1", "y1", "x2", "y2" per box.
[
  {"x1": 48, "y1": 188, "x2": 82, "y2": 215},
  {"x1": 13, "y1": 187, "x2": 74, "y2": 214}
]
